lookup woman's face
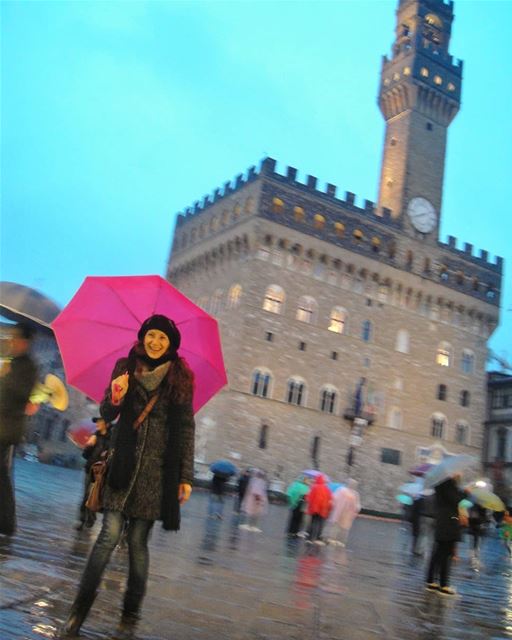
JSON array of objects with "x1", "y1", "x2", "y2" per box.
[{"x1": 143, "y1": 329, "x2": 170, "y2": 359}]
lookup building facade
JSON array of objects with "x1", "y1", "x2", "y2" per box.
[
  {"x1": 484, "y1": 373, "x2": 512, "y2": 506},
  {"x1": 166, "y1": 0, "x2": 503, "y2": 511}
]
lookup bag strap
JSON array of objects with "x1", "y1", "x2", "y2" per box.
[{"x1": 133, "y1": 393, "x2": 159, "y2": 430}]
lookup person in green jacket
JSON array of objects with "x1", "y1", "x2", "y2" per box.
[{"x1": 286, "y1": 476, "x2": 310, "y2": 537}]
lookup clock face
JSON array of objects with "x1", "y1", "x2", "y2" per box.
[{"x1": 407, "y1": 197, "x2": 437, "y2": 233}]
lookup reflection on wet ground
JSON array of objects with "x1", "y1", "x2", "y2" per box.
[{"x1": 2, "y1": 460, "x2": 512, "y2": 639}]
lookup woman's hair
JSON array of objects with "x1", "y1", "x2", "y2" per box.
[{"x1": 127, "y1": 342, "x2": 194, "y2": 404}]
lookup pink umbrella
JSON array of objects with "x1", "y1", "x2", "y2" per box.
[
  {"x1": 52, "y1": 275, "x2": 227, "y2": 413},
  {"x1": 68, "y1": 419, "x2": 96, "y2": 449}
]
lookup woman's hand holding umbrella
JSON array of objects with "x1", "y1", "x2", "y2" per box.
[{"x1": 111, "y1": 372, "x2": 129, "y2": 405}]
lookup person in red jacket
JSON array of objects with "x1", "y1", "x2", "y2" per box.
[{"x1": 306, "y1": 475, "x2": 332, "y2": 545}]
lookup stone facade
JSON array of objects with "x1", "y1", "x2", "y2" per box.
[
  {"x1": 484, "y1": 373, "x2": 512, "y2": 506},
  {"x1": 165, "y1": 0, "x2": 503, "y2": 512}
]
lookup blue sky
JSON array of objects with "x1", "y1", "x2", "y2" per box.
[{"x1": 1, "y1": 0, "x2": 511, "y2": 366}]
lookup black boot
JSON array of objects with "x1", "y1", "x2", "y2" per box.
[
  {"x1": 60, "y1": 592, "x2": 96, "y2": 638},
  {"x1": 112, "y1": 611, "x2": 139, "y2": 640}
]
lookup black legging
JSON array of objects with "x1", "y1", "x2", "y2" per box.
[
  {"x1": 427, "y1": 540, "x2": 456, "y2": 587},
  {"x1": 287, "y1": 505, "x2": 303, "y2": 535}
]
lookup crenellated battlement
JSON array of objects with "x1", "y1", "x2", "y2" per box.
[{"x1": 439, "y1": 235, "x2": 503, "y2": 273}]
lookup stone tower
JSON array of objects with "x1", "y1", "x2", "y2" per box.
[
  {"x1": 377, "y1": 0, "x2": 462, "y2": 240},
  {"x1": 166, "y1": 0, "x2": 502, "y2": 512}
]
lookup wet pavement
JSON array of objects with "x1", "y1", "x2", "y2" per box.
[{"x1": 2, "y1": 461, "x2": 512, "y2": 640}]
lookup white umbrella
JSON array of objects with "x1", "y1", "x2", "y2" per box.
[{"x1": 423, "y1": 454, "x2": 476, "y2": 488}]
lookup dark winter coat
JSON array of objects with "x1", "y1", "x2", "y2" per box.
[
  {"x1": 434, "y1": 478, "x2": 466, "y2": 542},
  {"x1": 0, "y1": 353, "x2": 38, "y2": 446},
  {"x1": 100, "y1": 358, "x2": 195, "y2": 531}
]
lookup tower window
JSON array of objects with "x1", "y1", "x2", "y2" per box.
[
  {"x1": 460, "y1": 390, "x2": 470, "y2": 407},
  {"x1": 425, "y1": 13, "x2": 443, "y2": 28},
  {"x1": 311, "y1": 436, "x2": 320, "y2": 467},
  {"x1": 461, "y1": 350, "x2": 475, "y2": 374},
  {"x1": 313, "y1": 214, "x2": 326, "y2": 230},
  {"x1": 320, "y1": 387, "x2": 337, "y2": 414},
  {"x1": 426, "y1": 122, "x2": 433, "y2": 131},
  {"x1": 334, "y1": 222, "x2": 345, "y2": 238},
  {"x1": 447, "y1": 82, "x2": 456, "y2": 92},
  {"x1": 293, "y1": 206, "x2": 305, "y2": 222},
  {"x1": 299, "y1": 341, "x2": 306, "y2": 351},
  {"x1": 362, "y1": 320, "x2": 372, "y2": 342},
  {"x1": 353, "y1": 229, "x2": 364, "y2": 241},
  {"x1": 296, "y1": 295, "x2": 317, "y2": 324},
  {"x1": 331, "y1": 351, "x2": 338, "y2": 360},
  {"x1": 263, "y1": 285, "x2": 285, "y2": 314},
  {"x1": 393, "y1": 72, "x2": 400, "y2": 81},
  {"x1": 265, "y1": 332, "x2": 273, "y2": 342},
  {"x1": 455, "y1": 422, "x2": 469, "y2": 446},
  {"x1": 437, "y1": 384, "x2": 447, "y2": 401},
  {"x1": 434, "y1": 75, "x2": 443, "y2": 86},
  {"x1": 271, "y1": 197, "x2": 284, "y2": 214},
  {"x1": 403, "y1": 66, "x2": 411, "y2": 76},
  {"x1": 436, "y1": 342, "x2": 452, "y2": 367},
  {"x1": 384, "y1": 78, "x2": 391, "y2": 86},
  {"x1": 420, "y1": 67, "x2": 429, "y2": 78}
]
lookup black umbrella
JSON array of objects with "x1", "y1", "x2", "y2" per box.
[{"x1": 0, "y1": 281, "x2": 61, "y2": 331}]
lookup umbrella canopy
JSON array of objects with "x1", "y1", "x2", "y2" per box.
[
  {"x1": 0, "y1": 281, "x2": 61, "y2": 331},
  {"x1": 67, "y1": 419, "x2": 96, "y2": 448},
  {"x1": 210, "y1": 460, "x2": 238, "y2": 477},
  {"x1": 396, "y1": 494, "x2": 413, "y2": 506},
  {"x1": 328, "y1": 482, "x2": 344, "y2": 493},
  {"x1": 399, "y1": 481, "x2": 424, "y2": 497},
  {"x1": 466, "y1": 486, "x2": 505, "y2": 512},
  {"x1": 423, "y1": 454, "x2": 476, "y2": 488},
  {"x1": 51, "y1": 275, "x2": 227, "y2": 413},
  {"x1": 459, "y1": 498, "x2": 474, "y2": 509},
  {"x1": 302, "y1": 470, "x2": 330, "y2": 482},
  {"x1": 409, "y1": 462, "x2": 434, "y2": 477}
]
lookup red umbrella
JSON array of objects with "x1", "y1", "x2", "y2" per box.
[
  {"x1": 68, "y1": 419, "x2": 96, "y2": 448},
  {"x1": 52, "y1": 275, "x2": 227, "y2": 413}
]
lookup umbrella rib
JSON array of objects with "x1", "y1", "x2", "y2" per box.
[
  {"x1": 103, "y1": 281, "x2": 145, "y2": 325},
  {"x1": 0, "y1": 304, "x2": 53, "y2": 329}
]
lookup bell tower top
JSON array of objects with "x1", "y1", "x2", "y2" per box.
[{"x1": 376, "y1": 0, "x2": 463, "y2": 236}]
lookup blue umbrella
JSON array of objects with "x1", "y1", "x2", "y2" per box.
[
  {"x1": 210, "y1": 460, "x2": 238, "y2": 476},
  {"x1": 328, "y1": 482, "x2": 344, "y2": 493}
]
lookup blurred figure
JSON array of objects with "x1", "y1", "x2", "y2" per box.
[
  {"x1": 327, "y1": 479, "x2": 361, "y2": 547},
  {"x1": 306, "y1": 474, "x2": 332, "y2": 545},
  {"x1": 286, "y1": 475, "x2": 309, "y2": 537},
  {"x1": 409, "y1": 495, "x2": 424, "y2": 556},
  {"x1": 208, "y1": 472, "x2": 228, "y2": 520},
  {"x1": 426, "y1": 475, "x2": 466, "y2": 596},
  {"x1": 76, "y1": 417, "x2": 112, "y2": 531},
  {"x1": 240, "y1": 470, "x2": 268, "y2": 532},
  {"x1": 467, "y1": 503, "x2": 487, "y2": 568},
  {"x1": 0, "y1": 324, "x2": 38, "y2": 536},
  {"x1": 235, "y1": 468, "x2": 250, "y2": 514}
]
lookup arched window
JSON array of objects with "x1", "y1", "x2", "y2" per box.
[
  {"x1": 437, "y1": 384, "x2": 447, "y2": 401},
  {"x1": 334, "y1": 222, "x2": 345, "y2": 238},
  {"x1": 228, "y1": 284, "x2": 242, "y2": 308},
  {"x1": 251, "y1": 369, "x2": 272, "y2": 398},
  {"x1": 263, "y1": 285, "x2": 285, "y2": 314},
  {"x1": 245, "y1": 197, "x2": 255, "y2": 214},
  {"x1": 388, "y1": 407, "x2": 403, "y2": 430},
  {"x1": 328, "y1": 307, "x2": 346, "y2": 334},
  {"x1": 362, "y1": 320, "x2": 372, "y2": 342},
  {"x1": 272, "y1": 197, "x2": 284, "y2": 214},
  {"x1": 395, "y1": 329, "x2": 409, "y2": 353},
  {"x1": 320, "y1": 385, "x2": 338, "y2": 414},
  {"x1": 313, "y1": 214, "x2": 325, "y2": 230},
  {"x1": 296, "y1": 296, "x2": 317, "y2": 324},
  {"x1": 431, "y1": 413, "x2": 446, "y2": 439},
  {"x1": 436, "y1": 342, "x2": 451, "y2": 367},
  {"x1": 293, "y1": 206, "x2": 305, "y2": 222},
  {"x1": 460, "y1": 390, "x2": 470, "y2": 407},
  {"x1": 455, "y1": 421, "x2": 469, "y2": 446},
  {"x1": 461, "y1": 349, "x2": 475, "y2": 374},
  {"x1": 286, "y1": 377, "x2": 306, "y2": 406}
]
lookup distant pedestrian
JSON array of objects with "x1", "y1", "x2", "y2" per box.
[
  {"x1": 410, "y1": 495, "x2": 424, "y2": 556},
  {"x1": 426, "y1": 475, "x2": 466, "y2": 596},
  {"x1": 286, "y1": 475, "x2": 309, "y2": 537},
  {"x1": 306, "y1": 474, "x2": 332, "y2": 545},
  {"x1": 208, "y1": 472, "x2": 228, "y2": 519},
  {"x1": 327, "y1": 479, "x2": 361, "y2": 547},
  {"x1": 467, "y1": 503, "x2": 487, "y2": 568},
  {"x1": 76, "y1": 417, "x2": 112, "y2": 531},
  {"x1": 235, "y1": 468, "x2": 251, "y2": 514},
  {"x1": 0, "y1": 324, "x2": 38, "y2": 536},
  {"x1": 240, "y1": 470, "x2": 268, "y2": 532}
]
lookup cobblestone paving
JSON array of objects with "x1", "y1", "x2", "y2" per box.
[{"x1": 1, "y1": 460, "x2": 512, "y2": 639}]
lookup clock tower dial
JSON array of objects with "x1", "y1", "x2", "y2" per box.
[{"x1": 407, "y1": 197, "x2": 437, "y2": 233}]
